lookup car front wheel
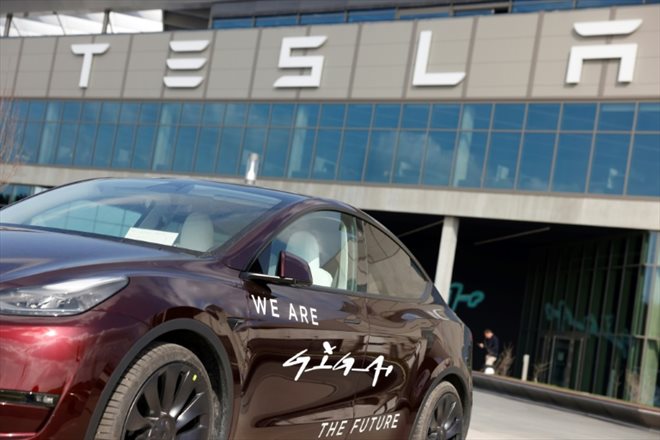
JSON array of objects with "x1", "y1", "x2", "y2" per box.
[
  {"x1": 95, "y1": 343, "x2": 220, "y2": 440},
  {"x1": 411, "y1": 381, "x2": 465, "y2": 440}
]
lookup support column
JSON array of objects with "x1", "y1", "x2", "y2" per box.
[{"x1": 434, "y1": 216, "x2": 459, "y2": 303}]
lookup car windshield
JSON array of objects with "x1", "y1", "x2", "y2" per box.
[{"x1": 0, "y1": 179, "x2": 283, "y2": 253}]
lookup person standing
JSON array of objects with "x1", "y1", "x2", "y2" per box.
[{"x1": 478, "y1": 329, "x2": 500, "y2": 372}]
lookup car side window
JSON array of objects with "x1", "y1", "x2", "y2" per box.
[
  {"x1": 362, "y1": 221, "x2": 429, "y2": 299},
  {"x1": 252, "y1": 211, "x2": 363, "y2": 291}
]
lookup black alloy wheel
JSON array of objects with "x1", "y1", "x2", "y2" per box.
[
  {"x1": 426, "y1": 387, "x2": 463, "y2": 440},
  {"x1": 95, "y1": 343, "x2": 219, "y2": 440}
]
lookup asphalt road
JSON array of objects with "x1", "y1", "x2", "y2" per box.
[{"x1": 467, "y1": 390, "x2": 659, "y2": 440}]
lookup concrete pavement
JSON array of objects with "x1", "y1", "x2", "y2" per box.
[{"x1": 467, "y1": 390, "x2": 659, "y2": 440}]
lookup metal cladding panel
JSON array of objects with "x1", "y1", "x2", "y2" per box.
[
  {"x1": 206, "y1": 29, "x2": 259, "y2": 99},
  {"x1": 2, "y1": 4, "x2": 659, "y2": 101},
  {"x1": 0, "y1": 38, "x2": 21, "y2": 93},
  {"x1": 13, "y1": 37, "x2": 56, "y2": 97},
  {"x1": 48, "y1": 35, "x2": 94, "y2": 98}
]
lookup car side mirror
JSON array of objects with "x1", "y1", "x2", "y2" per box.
[
  {"x1": 277, "y1": 251, "x2": 313, "y2": 286},
  {"x1": 241, "y1": 251, "x2": 312, "y2": 287}
]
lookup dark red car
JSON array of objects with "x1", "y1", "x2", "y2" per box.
[{"x1": 0, "y1": 178, "x2": 472, "y2": 440}]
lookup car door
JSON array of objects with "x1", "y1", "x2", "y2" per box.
[
  {"x1": 238, "y1": 210, "x2": 371, "y2": 440},
  {"x1": 349, "y1": 220, "x2": 439, "y2": 440}
]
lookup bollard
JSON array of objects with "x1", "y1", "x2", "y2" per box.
[{"x1": 522, "y1": 354, "x2": 530, "y2": 381}]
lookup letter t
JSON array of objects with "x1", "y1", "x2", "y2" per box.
[{"x1": 71, "y1": 43, "x2": 110, "y2": 88}]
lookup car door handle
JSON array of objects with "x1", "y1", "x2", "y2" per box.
[{"x1": 343, "y1": 317, "x2": 361, "y2": 325}]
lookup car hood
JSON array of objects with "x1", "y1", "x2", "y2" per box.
[{"x1": 0, "y1": 226, "x2": 195, "y2": 284}]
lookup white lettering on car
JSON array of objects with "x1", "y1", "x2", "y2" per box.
[
  {"x1": 320, "y1": 413, "x2": 401, "y2": 437},
  {"x1": 283, "y1": 341, "x2": 393, "y2": 386},
  {"x1": 250, "y1": 295, "x2": 319, "y2": 325}
]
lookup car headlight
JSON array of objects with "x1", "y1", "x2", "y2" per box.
[{"x1": 0, "y1": 276, "x2": 128, "y2": 316}]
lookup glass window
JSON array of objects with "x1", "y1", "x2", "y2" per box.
[
  {"x1": 452, "y1": 131, "x2": 487, "y2": 187},
  {"x1": 212, "y1": 17, "x2": 253, "y2": 29},
  {"x1": 73, "y1": 124, "x2": 96, "y2": 166},
  {"x1": 247, "y1": 103, "x2": 270, "y2": 126},
  {"x1": 526, "y1": 103, "x2": 560, "y2": 131},
  {"x1": 45, "y1": 102, "x2": 61, "y2": 123},
  {"x1": 577, "y1": 0, "x2": 643, "y2": 8},
  {"x1": 552, "y1": 133, "x2": 592, "y2": 193},
  {"x1": 454, "y1": 8, "x2": 495, "y2": 16},
  {"x1": 401, "y1": 104, "x2": 429, "y2": 129},
  {"x1": 37, "y1": 123, "x2": 58, "y2": 164},
  {"x1": 422, "y1": 131, "x2": 456, "y2": 186},
  {"x1": 139, "y1": 103, "x2": 160, "y2": 124},
  {"x1": 172, "y1": 126, "x2": 198, "y2": 172},
  {"x1": 461, "y1": 104, "x2": 491, "y2": 130},
  {"x1": 194, "y1": 127, "x2": 220, "y2": 174},
  {"x1": 225, "y1": 103, "x2": 247, "y2": 126},
  {"x1": 256, "y1": 15, "x2": 297, "y2": 27},
  {"x1": 26, "y1": 101, "x2": 43, "y2": 120},
  {"x1": 112, "y1": 125, "x2": 135, "y2": 169},
  {"x1": 598, "y1": 103, "x2": 635, "y2": 131},
  {"x1": 485, "y1": 132, "x2": 521, "y2": 189},
  {"x1": 81, "y1": 102, "x2": 101, "y2": 123},
  {"x1": 253, "y1": 211, "x2": 361, "y2": 291},
  {"x1": 119, "y1": 103, "x2": 139, "y2": 124},
  {"x1": 346, "y1": 104, "x2": 372, "y2": 128},
  {"x1": 151, "y1": 126, "x2": 177, "y2": 171},
  {"x1": 216, "y1": 127, "x2": 243, "y2": 175},
  {"x1": 399, "y1": 11, "x2": 450, "y2": 20},
  {"x1": 365, "y1": 130, "x2": 397, "y2": 182},
  {"x1": 363, "y1": 222, "x2": 428, "y2": 299},
  {"x1": 338, "y1": 130, "x2": 368, "y2": 181},
  {"x1": 518, "y1": 133, "x2": 556, "y2": 191},
  {"x1": 627, "y1": 134, "x2": 660, "y2": 197},
  {"x1": 160, "y1": 103, "x2": 181, "y2": 126},
  {"x1": 11, "y1": 101, "x2": 30, "y2": 120},
  {"x1": 21, "y1": 122, "x2": 42, "y2": 164},
  {"x1": 588, "y1": 134, "x2": 631, "y2": 195},
  {"x1": 61, "y1": 102, "x2": 81, "y2": 122},
  {"x1": 561, "y1": 103, "x2": 596, "y2": 131},
  {"x1": 512, "y1": 0, "x2": 573, "y2": 12},
  {"x1": 348, "y1": 9, "x2": 396, "y2": 23},
  {"x1": 288, "y1": 128, "x2": 315, "y2": 178},
  {"x1": 636, "y1": 103, "x2": 660, "y2": 132},
  {"x1": 100, "y1": 102, "x2": 120, "y2": 123},
  {"x1": 312, "y1": 129, "x2": 341, "y2": 180},
  {"x1": 203, "y1": 103, "x2": 226, "y2": 126},
  {"x1": 93, "y1": 124, "x2": 116, "y2": 167},
  {"x1": 493, "y1": 103, "x2": 525, "y2": 130},
  {"x1": 373, "y1": 104, "x2": 400, "y2": 128},
  {"x1": 320, "y1": 104, "x2": 345, "y2": 127},
  {"x1": 431, "y1": 104, "x2": 460, "y2": 129},
  {"x1": 132, "y1": 125, "x2": 156, "y2": 170},
  {"x1": 240, "y1": 128, "x2": 267, "y2": 173},
  {"x1": 54, "y1": 123, "x2": 77, "y2": 165},
  {"x1": 180, "y1": 103, "x2": 203, "y2": 125},
  {"x1": 301, "y1": 12, "x2": 345, "y2": 25},
  {"x1": 295, "y1": 104, "x2": 319, "y2": 127},
  {"x1": 271, "y1": 103, "x2": 295, "y2": 127},
  {"x1": 262, "y1": 128, "x2": 290, "y2": 177},
  {"x1": 394, "y1": 131, "x2": 426, "y2": 185}
]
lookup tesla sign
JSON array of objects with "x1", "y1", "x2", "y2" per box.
[{"x1": 70, "y1": 19, "x2": 642, "y2": 90}]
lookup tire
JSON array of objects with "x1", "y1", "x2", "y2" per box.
[
  {"x1": 410, "y1": 381, "x2": 465, "y2": 440},
  {"x1": 95, "y1": 343, "x2": 220, "y2": 440}
]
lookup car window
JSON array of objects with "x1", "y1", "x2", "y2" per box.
[
  {"x1": 362, "y1": 221, "x2": 429, "y2": 299},
  {"x1": 252, "y1": 211, "x2": 363, "y2": 291},
  {"x1": 0, "y1": 179, "x2": 283, "y2": 253}
]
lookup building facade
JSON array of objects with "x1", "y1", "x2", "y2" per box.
[{"x1": 0, "y1": 0, "x2": 659, "y2": 406}]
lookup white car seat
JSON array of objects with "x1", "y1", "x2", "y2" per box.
[
  {"x1": 179, "y1": 213, "x2": 214, "y2": 252},
  {"x1": 286, "y1": 230, "x2": 333, "y2": 287}
]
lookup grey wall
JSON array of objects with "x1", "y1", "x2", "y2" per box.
[{"x1": 2, "y1": 4, "x2": 659, "y2": 101}]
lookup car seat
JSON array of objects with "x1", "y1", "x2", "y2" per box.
[
  {"x1": 286, "y1": 230, "x2": 333, "y2": 287},
  {"x1": 179, "y1": 213, "x2": 214, "y2": 252}
]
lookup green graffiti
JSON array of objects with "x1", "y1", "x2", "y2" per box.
[
  {"x1": 449, "y1": 282, "x2": 485, "y2": 311},
  {"x1": 544, "y1": 301, "x2": 629, "y2": 354}
]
